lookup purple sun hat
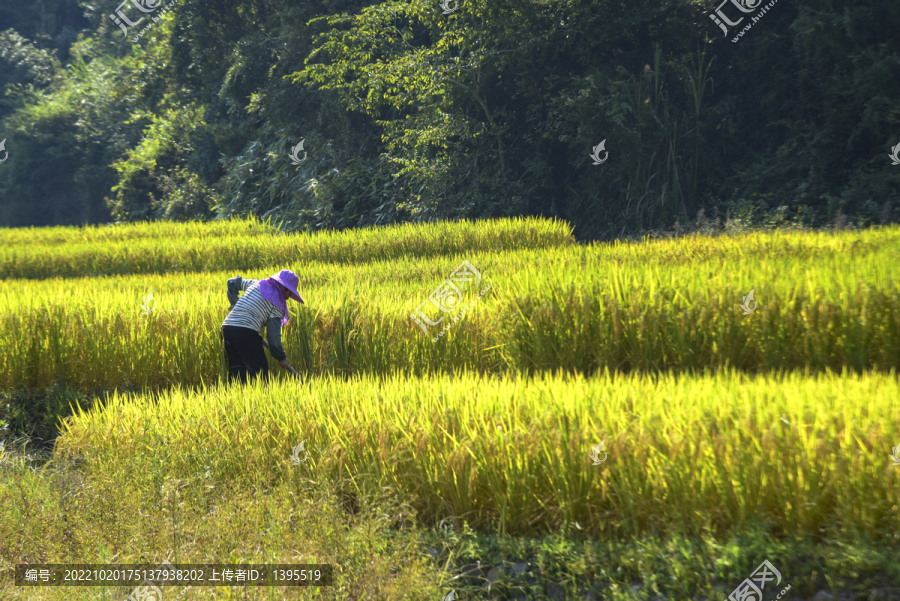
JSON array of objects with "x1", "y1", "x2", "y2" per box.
[
  {"x1": 258, "y1": 269, "x2": 304, "y2": 327},
  {"x1": 270, "y1": 269, "x2": 304, "y2": 303}
]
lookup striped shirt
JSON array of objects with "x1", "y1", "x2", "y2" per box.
[{"x1": 222, "y1": 276, "x2": 287, "y2": 361}]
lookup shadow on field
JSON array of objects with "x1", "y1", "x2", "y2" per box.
[{"x1": 0, "y1": 380, "x2": 158, "y2": 453}]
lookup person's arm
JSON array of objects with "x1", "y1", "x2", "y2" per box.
[
  {"x1": 227, "y1": 276, "x2": 243, "y2": 309},
  {"x1": 265, "y1": 315, "x2": 288, "y2": 362},
  {"x1": 226, "y1": 276, "x2": 255, "y2": 309}
]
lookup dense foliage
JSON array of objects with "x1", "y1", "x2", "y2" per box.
[{"x1": 0, "y1": 0, "x2": 898, "y2": 239}]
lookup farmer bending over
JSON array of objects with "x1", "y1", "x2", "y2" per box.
[{"x1": 222, "y1": 269, "x2": 304, "y2": 384}]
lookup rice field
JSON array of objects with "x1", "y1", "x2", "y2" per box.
[
  {"x1": 1, "y1": 222, "x2": 898, "y2": 391},
  {"x1": 0, "y1": 216, "x2": 573, "y2": 280},
  {"x1": 54, "y1": 369, "x2": 900, "y2": 541},
  {"x1": 2, "y1": 217, "x2": 900, "y2": 600}
]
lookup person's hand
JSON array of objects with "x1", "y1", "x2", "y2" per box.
[{"x1": 277, "y1": 358, "x2": 291, "y2": 370}]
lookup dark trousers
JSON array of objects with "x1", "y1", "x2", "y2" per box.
[{"x1": 222, "y1": 325, "x2": 269, "y2": 384}]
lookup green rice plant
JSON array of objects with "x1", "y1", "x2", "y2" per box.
[
  {"x1": 54, "y1": 369, "x2": 900, "y2": 540},
  {"x1": 0, "y1": 215, "x2": 278, "y2": 247},
  {"x1": 0, "y1": 441, "x2": 441, "y2": 601},
  {"x1": 1, "y1": 225, "x2": 898, "y2": 391},
  {"x1": 0, "y1": 215, "x2": 574, "y2": 279}
]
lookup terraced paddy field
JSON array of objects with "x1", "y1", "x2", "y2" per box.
[{"x1": 1, "y1": 218, "x2": 898, "y2": 601}]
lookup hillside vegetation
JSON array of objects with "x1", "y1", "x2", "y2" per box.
[{"x1": 1, "y1": 0, "x2": 898, "y2": 240}]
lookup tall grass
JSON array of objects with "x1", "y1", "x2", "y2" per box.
[
  {"x1": 2, "y1": 226, "x2": 898, "y2": 391},
  {"x1": 0, "y1": 215, "x2": 280, "y2": 246},
  {"x1": 54, "y1": 369, "x2": 900, "y2": 540},
  {"x1": 0, "y1": 216, "x2": 575, "y2": 279}
]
